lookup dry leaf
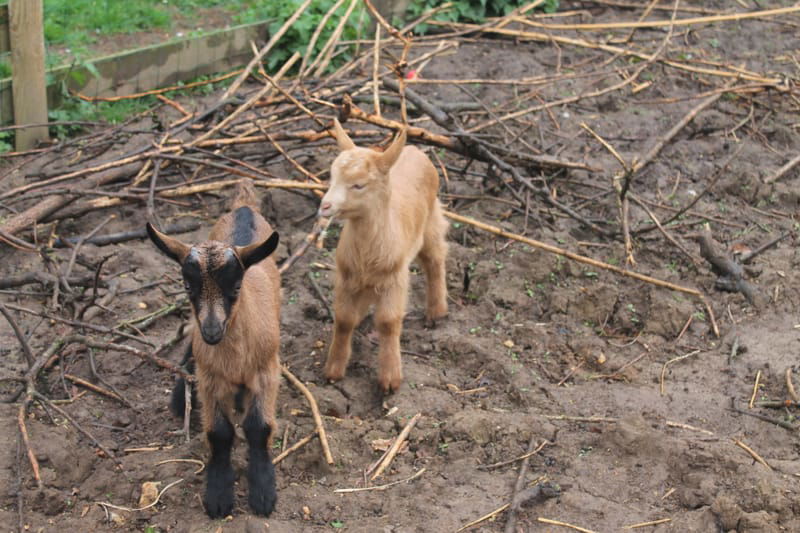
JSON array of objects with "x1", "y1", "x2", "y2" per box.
[
  {"x1": 371, "y1": 438, "x2": 393, "y2": 452},
  {"x1": 596, "y1": 353, "x2": 607, "y2": 365},
  {"x1": 138, "y1": 481, "x2": 161, "y2": 507},
  {"x1": 503, "y1": 339, "x2": 515, "y2": 348},
  {"x1": 137, "y1": 302, "x2": 148, "y2": 309}
]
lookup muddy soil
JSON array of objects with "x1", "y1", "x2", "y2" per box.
[{"x1": 2, "y1": 2, "x2": 800, "y2": 532}]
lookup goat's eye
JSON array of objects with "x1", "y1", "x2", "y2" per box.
[{"x1": 350, "y1": 183, "x2": 365, "y2": 190}]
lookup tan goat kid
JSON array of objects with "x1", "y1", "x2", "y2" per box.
[
  {"x1": 319, "y1": 119, "x2": 448, "y2": 392},
  {"x1": 146, "y1": 183, "x2": 280, "y2": 518}
]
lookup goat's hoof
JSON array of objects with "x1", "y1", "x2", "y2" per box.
[
  {"x1": 425, "y1": 307, "x2": 448, "y2": 328},
  {"x1": 378, "y1": 374, "x2": 402, "y2": 394},
  {"x1": 248, "y1": 485, "x2": 277, "y2": 517},
  {"x1": 205, "y1": 467, "x2": 235, "y2": 518},
  {"x1": 204, "y1": 488, "x2": 234, "y2": 519},
  {"x1": 323, "y1": 362, "x2": 347, "y2": 382}
]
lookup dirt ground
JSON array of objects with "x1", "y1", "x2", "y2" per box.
[{"x1": 2, "y1": 1, "x2": 800, "y2": 532}]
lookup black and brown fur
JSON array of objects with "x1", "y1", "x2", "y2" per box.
[{"x1": 147, "y1": 182, "x2": 280, "y2": 518}]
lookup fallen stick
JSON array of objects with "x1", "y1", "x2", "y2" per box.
[
  {"x1": 0, "y1": 303, "x2": 35, "y2": 367},
  {"x1": 274, "y1": 432, "x2": 318, "y2": 465},
  {"x1": 95, "y1": 479, "x2": 183, "y2": 513},
  {"x1": 479, "y1": 440, "x2": 549, "y2": 470},
  {"x1": 64, "y1": 374, "x2": 125, "y2": 404},
  {"x1": 537, "y1": 517, "x2": 598, "y2": 533},
  {"x1": 786, "y1": 368, "x2": 799, "y2": 404},
  {"x1": 504, "y1": 434, "x2": 538, "y2": 533},
  {"x1": 733, "y1": 438, "x2": 771, "y2": 470},
  {"x1": 764, "y1": 154, "x2": 800, "y2": 184},
  {"x1": 521, "y1": 5, "x2": 800, "y2": 31},
  {"x1": 369, "y1": 412, "x2": 421, "y2": 481},
  {"x1": 624, "y1": 518, "x2": 672, "y2": 529},
  {"x1": 749, "y1": 370, "x2": 762, "y2": 409},
  {"x1": 334, "y1": 468, "x2": 426, "y2": 493},
  {"x1": 281, "y1": 366, "x2": 334, "y2": 465},
  {"x1": 443, "y1": 210, "x2": 709, "y2": 300},
  {"x1": 219, "y1": 0, "x2": 314, "y2": 101},
  {"x1": 52, "y1": 220, "x2": 201, "y2": 248},
  {"x1": 660, "y1": 350, "x2": 701, "y2": 395}
]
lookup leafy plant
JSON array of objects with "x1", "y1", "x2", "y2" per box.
[
  {"x1": 405, "y1": 0, "x2": 559, "y2": 34},
  {"x1": 232, "y1": 0, "x2": 368, "y2": 72}
]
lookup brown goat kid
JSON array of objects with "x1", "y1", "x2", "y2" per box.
[
  {"x1": 146, "y1": 182, "x2": 280, "y2": 518},
  {"x1": 319, "y1": 119, "x2": 448, "y2": 392}
]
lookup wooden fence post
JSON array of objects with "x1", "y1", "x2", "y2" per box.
[{"x1": 9, "y1": 0, "x2": 49, "y2": 150}]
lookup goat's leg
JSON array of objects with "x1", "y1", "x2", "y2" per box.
[
  {"x1": 325, "y1": 285, "x2": 371, "y2": 382},
  {"x1": 202, "y1": 400, "x2": 235, "y2": 518},
  {"x1": 375, "y1": 277, "x2": 408, "y2": 393},
  {"x1": 242, "y1": 376, "x2": 277, "y2": 517},
  {"x1": 418, "y1": 202, "x2": 449, "y2": 323}
]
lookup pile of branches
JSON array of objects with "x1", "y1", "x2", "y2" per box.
[{"x1": 1, "y1": 0, "x2": 798, "y2": 526}]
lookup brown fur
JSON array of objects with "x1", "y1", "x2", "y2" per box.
[{"x1": 319, "y1": 120, "x2": 448, "y2": 392}]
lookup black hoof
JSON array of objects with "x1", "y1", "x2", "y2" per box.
[
  {"x1": 248, "y1": 481, "x2": 277, "y2": 517},
  {"x1": 204, "y1": 466, "x2": 235, "y2": 518}
]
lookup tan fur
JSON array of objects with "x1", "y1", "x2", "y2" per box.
[{"x1": 320, "y1": 120, "x2": 448, "y2": 392}]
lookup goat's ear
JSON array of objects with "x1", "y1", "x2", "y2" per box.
[
  {"x1": 331, "y1": 118, "x2": 356, "y2": 151},
  {"x1": 237, "y1": 231, "x2": 279, "y2": 269},
  {"x1": 146, "y1": 223, "x2": 190, "y2": 263},
  {"x1": 376, "y1": 127, "x2": 407, "y2": 174}
]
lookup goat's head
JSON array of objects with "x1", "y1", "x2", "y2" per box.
[
  {"x1": 319, "y1": 118, "x2": 407, "y2": 219},
  {"x1": 146, "y1": 224, "x2": 279, "y2": 345}
]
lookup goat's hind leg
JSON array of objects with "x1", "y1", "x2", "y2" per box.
[
  {"x1": 202, "y1": 400, "x2": 235, "y2": 518},
  {"x1": 242, "y1": 374, "x2": 278, "y2": 516},
  {"x1": 418, "y1": 202, "x2": 449, "y2": 324}
]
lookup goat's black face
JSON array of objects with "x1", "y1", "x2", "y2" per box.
[{"x1": 183, "y1": 244, "x2": 244, "y2": 346}]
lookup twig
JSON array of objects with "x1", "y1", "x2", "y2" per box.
[
  {"x1": 537, "y1": 517, "x2": 598, "y2": 533},
  {"x1": 786, "y1": 368, "x2": 799, "y2": 404},
  {"x1": 95, "y1": 479, "x2": 183, "y2": 513},
  {"x1": 544, "y1": 415, "x2": 618, "y2": 423},
  {"x1": 274, "y1": 432, "x2": 318, "y2": 465},
  {"x1": 456, "y1": 503, "x2": 510, "y2": 532},
  {"x1": 730, "y1": 405, "x2": 795, "y2": 431},
  {"x1": 505, "y1": 434, "x2": 538, "y2": 533},
  {"x1": 307, "y1": 272, "x2": 334, "y2": 320},
  {"x1": 372, "y1": 24, "x2": 382, "y2": 117},
  {"x1": 219, "y1": 0, "x2": 314, "y2": 101},
  {"x1": 660, "y1": 350, "x2": 701, "y2": 395},
  {"x1": 33, "y1": 391, "x2": 122, "y2": 467},
  {"x1": 749, "y1": 370, "x2": 762, "y2": 409},
  {"x1": 281, "y1": 366, "x2": 334, "y2": 465},
  {"x1": 0, "y1": 304, "x2": 35, "y2": 367},
  {"x1": 279, "y1": 217, "x2": 332, "y2": 275},
  {"x1": 624, "y1": 518, "x2": 672, "y2": 529},
  {"x1": 479, "y1": 440, "x2": 549, "y2": 470},
  {"x1": 63, "y1": 214, "x2": 115, "y2": 287},
  {"x1": 443, "y1": 210, "x2": 712, "y2": 306},
  {"x1": 334, "y1": 468, "x2": 426, "y2": 493},
  {"x1": 665, "y1": 420, "x2": 715, "y2": 435},
  {"x1": 63, "y1": 374, "x2": 125, "y2": 404},
  {"x1": 370, "y1": 413, "x2": 421, "y2": 481},
  {"x1": 732, "y1": 438, "x2": 771, "y2": 470},
  {"x1": 764, "y1": 154, "x2": 800, "y2": 184},
  {"x1": 52, "y1": 220, "x2": 201, "y2": 248},
  {"x1": 154, "y1": 458, "x2": 204, "y2": 474},
  {"x1": 18, "y1": 399, "x2": 42, "y2": 489},
  {"x1": 740, "y1": 232, "x2": 791, "y2": 264}
]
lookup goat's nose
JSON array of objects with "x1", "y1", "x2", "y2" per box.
[
  {"x1": 201, "y1": 321, "x2": 224, "y2": 345},
  {"x1": 321, "y1": 202, "x2": 332, "y2": 211}
]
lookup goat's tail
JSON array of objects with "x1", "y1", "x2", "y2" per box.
[
  {"x1": 231, "y1": 179, "x2": 259, "y2": 210},
  {"x1": 170, "y1": 344, "x2": 197, "y2": 419}
]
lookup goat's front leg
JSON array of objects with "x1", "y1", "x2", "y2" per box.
[
  {"x1": 202, "y1": 403, "x2": 235, "y2": 518},
  {"x1": 375, "y1": 275, "x2": 409, "y2": 393},
  {"x1": 325, "y1": 284, "x2": 371, "y2": 382},
  {"x1": 242, "y1": 383, "x2": 277, "y2": 517}
]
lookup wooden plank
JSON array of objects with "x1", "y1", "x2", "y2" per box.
[
  {"x1": 0, "y1": 19, "x2": 269, "y2": 125},
  {"x1": 0, "y1": 3, "x2": 9, "y2": 54},
  {"x1": 9, "y1": 0, "x2": 48, "y2": 149}
]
